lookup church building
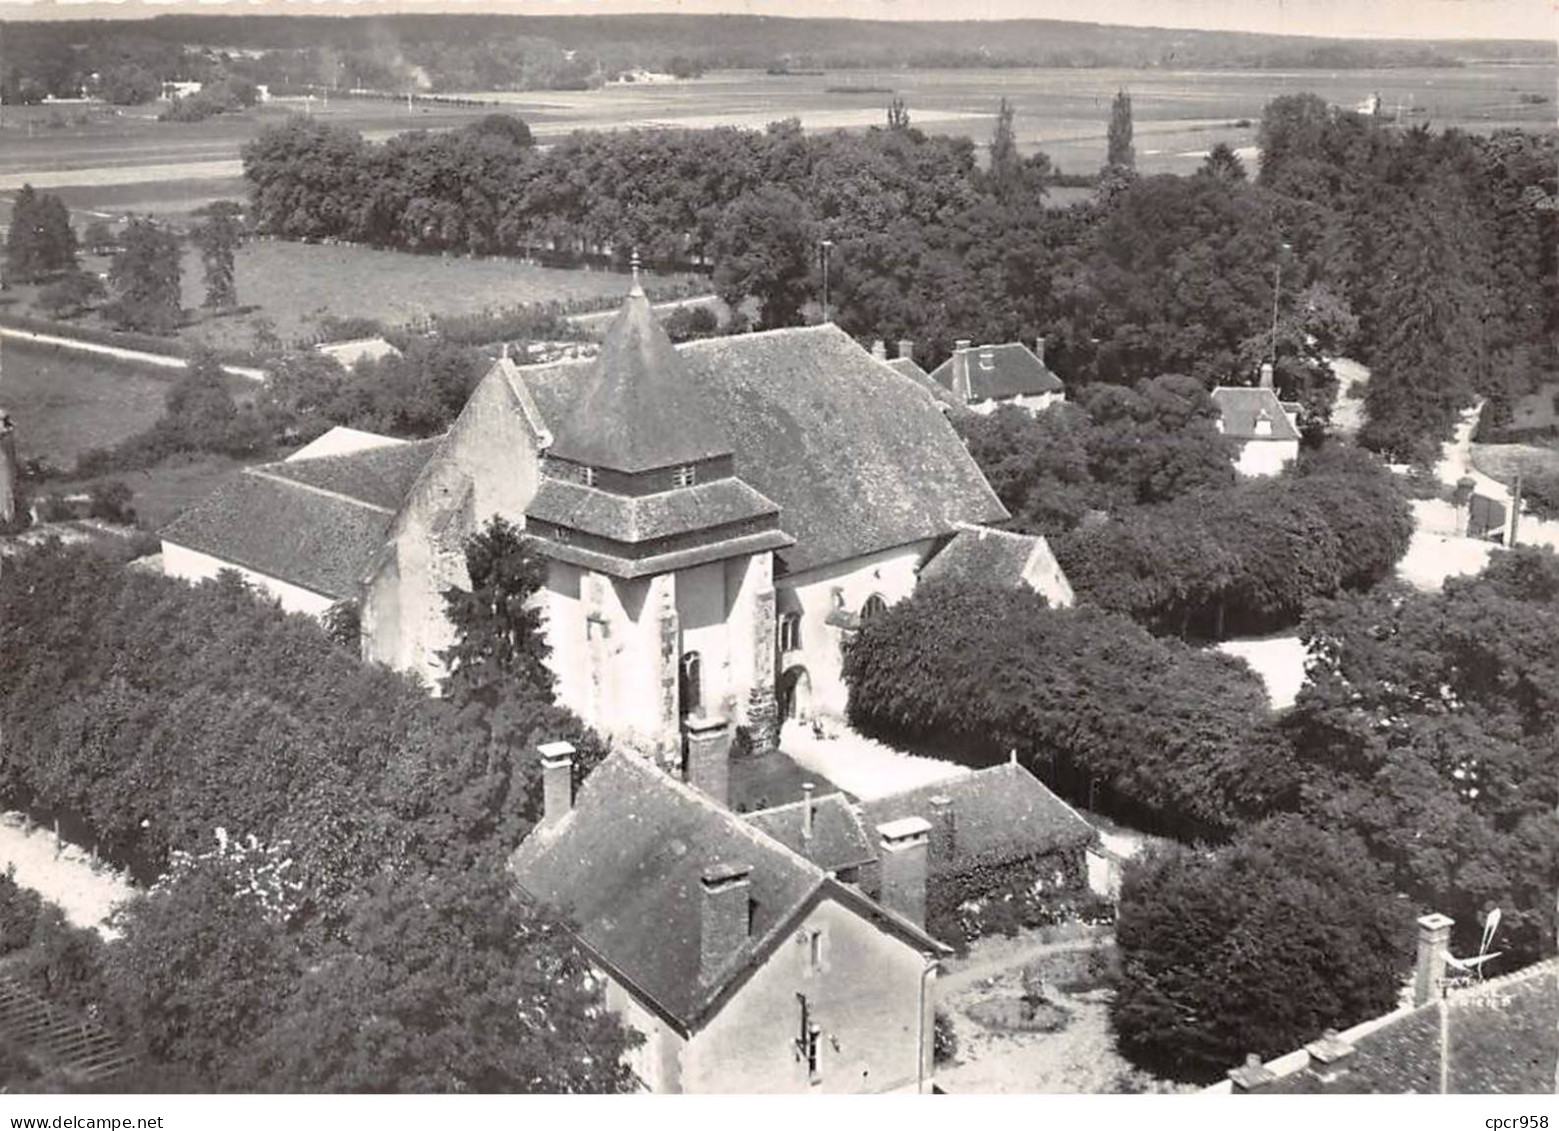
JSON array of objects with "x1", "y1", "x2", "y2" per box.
[{"x1": 162, "y1": 276, "x2": 1072, "y2": 759}]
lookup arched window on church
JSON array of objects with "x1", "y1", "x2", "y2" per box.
[
  {"x1": 860, "y1": 595, "x2": 887, "y2": 623},
  {"x1": 680, "y1": 651, "x2": 703, "y2": 719}
]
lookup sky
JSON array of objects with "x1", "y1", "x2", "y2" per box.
[{"x1": 0, "y1": 0, "x2": 1554, "y2": 40}]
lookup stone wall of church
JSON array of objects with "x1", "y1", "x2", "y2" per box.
[
  {"x1": 361, "y1": 364, "x2": 548, "y2": 688},
  {"x1": 777, "y1": 539, "x2": 938, "y2": 724}
]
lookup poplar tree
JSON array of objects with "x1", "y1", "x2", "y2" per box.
[{"x1": 1106, "y1": 89, "x2": 1136, "y2": 171}]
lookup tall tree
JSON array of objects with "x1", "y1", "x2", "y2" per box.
[
  {"x1": 1198, "y1": 142, "x2": 1247, "y2": 183},
  {"x1": 987, "y1": 97, "x2": 1021, "y2": 196},
  {"x1": 1106, "y1": 89, "x2": 1136, "y2": 171},
  {"x1": 190, "y1": 201, "x2": 245, "y2": 310},
  {"x1": 440, "y1": 515, "x2": 555, "y2": 707},
  {"x1": 106, "y1": 216, "x2": 183, "y2": 335},
  {"x1": 710, "y1": 185, "x2": 814, "y2": 328},
  {"x1": 1113, "y1": 817, "x2": 1412, "y2": 1082},
  {"x1": 3, "y1": 184, "x2": 77, "y2": 283}
]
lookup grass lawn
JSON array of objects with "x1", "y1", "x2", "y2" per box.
[
  {"x1": 3, "y1": 338, "x2": 175, "y2": 469},
  {"x1": 53, "y1": 453, "x2": 250, "y2": 533}
]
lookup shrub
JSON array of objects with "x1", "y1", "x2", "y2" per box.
[
  {"x1": 933, "y1": 1009, "x2": 959, "y2": 1066},
  {"x1": 1520, "y1": 471, "x2": 1559, "y2": 521},
  {"x1": 1112, "y1": 817, "x2": 1413, "y2": 1082}
]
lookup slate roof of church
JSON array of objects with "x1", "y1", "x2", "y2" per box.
[
  {"x1": 927, "y1": 343, "x2": 1064, "y2": 402},
  {"x1": 520, "y1": 323, "x2": 1008, "y2": 574},
  {"x1": 862, "y1": 763, "x2": 1095, "y2": 874},
  {"x1": 1211, "y1": 386, "x2": 1302, "y2": 442},
  {"x1": 527, "y1": 476, "x2": 781, "y2": 544},
  {"x1": 919, "y1": 526, "x2": 1050, "y2": 591},
  {"x1": 509, "y1": 753, "x2": 944, "y2": 1033},
  {"x1": 546, "y1": 287, "x2": 733, "y2": 473},
  {"x1": 260, "y1": 438, "x2": 442, "y2": 511},
  {"x1": 1249, "y1": 958, "x2": 1558, "y2": 1094}
]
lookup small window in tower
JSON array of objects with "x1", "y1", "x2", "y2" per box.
[
  {"x1": 579, "y1": 465, "x2": 598, "y2": 488},
  {"x1": 673, "y1": 464, "x2": 697, "y2": 488},
  {"x1": 861, "y1": 594, "x2": 887, "y2": 622}
]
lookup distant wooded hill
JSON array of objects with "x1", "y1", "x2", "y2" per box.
[{"x1": 1, "y1": 12, "x2": 1552, "y2": 103}]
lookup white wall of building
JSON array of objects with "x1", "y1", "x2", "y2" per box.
[
  {"x1": 161, "y1": 541, "x2": 336, "y2": 618},
  {"x1": 1234, "y1": 439, "x2": 1299, "y2": 478},
  {"x1": 778, "y1": 539, "x2": 937, "y2": 721},
  {"x1": 967, "y1": 391, "x2": 1065, "y2": 416}
]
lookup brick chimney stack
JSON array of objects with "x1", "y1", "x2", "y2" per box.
[
  {"x1": 684, "y1": 715, "x2": 733, "y2": 808},
  {"x1": 951, "y1": 341, "x2": 973, "y2": 404},
  {"x1": 801, "y1": 781, "x2": 815, "y2": 841},
  {"x1": 897, "y1": 339, "x2": 914, "y2": 365},
  {"x1": 700, "y1": 862, "x2": 752, "y2": 981},
  {"x1": 1035, "y1": 336, "x2": 1046, "y2": 365},
  {"x1": 877, "y1": 817, "x2": 932, "y2": 928},
  {"x1": 1259, "y1": 362, "x2": 1275, "y2": 390},
  {"x1": 1414, "y1": 913, "x2": 1454, "y2": 1007},
  {"x1": 871, "y1": 340, "x2": 887, "y2": 360},
  {"x1": 538, "y1": 741, "x2": 576, "y2": 826}
]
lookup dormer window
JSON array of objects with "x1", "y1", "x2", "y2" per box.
[
  {"x1": 673, "y1": 464, "x2": 697, "y2": 488},
  {"x1": 1254, "y1": 412, "x2": 1273, "y2": 438}
]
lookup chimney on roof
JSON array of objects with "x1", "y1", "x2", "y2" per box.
[
  {"x1": 926, "y1": 795, "x2": 955, "y2": 864},
  {"x1": 877, "y1": 817, "x2": 932, "y2": 928},
  {"x1": 1304, "y1": 1029, "x2": 1355, "y2": 1084},
  {"x1": 539, "y1": 741, "x2": 576, "y2": 826},
  {"x1": 871, "y1": 339, "x2": 887, "y2": 360},
  {"x1": 1414, "y1": 912, "x2": 1454, "y2": 1007},
  {"x1": 700, "y1": 862, "x2": 752, "y2": 981},
  {"x1": 952, "y1": 340, "x2": 973, "y2": 404},
  {"x1": 684, "y1": 715, "x2": 733, "y2": 809},
  {"x1": 1227, "y1": 1052, "x2": 1277, "y2": 1093},
  {"x1": 978, "y1": 346, "x2": 995, "y2": 372},
  {"x1": 801, "y1": 781, "x2": 815, "y2": 841},
  {"x1": 1035, "y1": 336, "x2": 1046, "y2": 365},
  {"x1": 897, "y1": 339, "x2": 914, "y2": 364},
  {"x1": 1259, "y1": 362, "x2": 1275, "y2": 390}
]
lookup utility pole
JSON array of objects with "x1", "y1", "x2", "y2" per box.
[
  {"x1": 819, "y1": 239, "x2": 834, "y2": 324},
  {"x1": 1510, "y1": 470, "x2": 1522, "y2": 547},
  {"x1": 1270, "y1": 241, "x2": 1289, "y2": 368}
]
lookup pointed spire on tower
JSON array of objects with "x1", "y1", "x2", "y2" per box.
[{"x1": 630, "y1": 248, "x2": 644, "y2": 298}]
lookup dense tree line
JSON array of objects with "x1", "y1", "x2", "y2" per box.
[
  {"x1": 841, "y1": 580, "x2": 1276, "y2": 839},
  {"x1": 238, "y1": 97, "x2": 1552, "y2": 462},
  {"x1": 1053, "y1": 445, "x2": 1414, "y2": 639},
  {"x1": 0, "y1": 525, "x2": 630, "y2": 1090}
]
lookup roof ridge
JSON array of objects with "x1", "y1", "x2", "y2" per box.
[
  {"x1": 244, "y1": 466, "x2": 396, "y2": 515},
  {"x1": 1452, "y1": 955, "x2": 1559, "y2": 998},
  {"x1": 676, "y1": 323, "x2": 842, "y2": 353}
]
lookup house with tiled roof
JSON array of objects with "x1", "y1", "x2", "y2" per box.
[
  {"x1": 165, "y1": 270, "x2": 1061, "y2": 757},
  {"x1": 314, "y1": 336, "x2": 402, "y2": 368},
  {"x1": 510, "y1": 746, "x2": 949, "y2": 1093},
  {"x1": 1211, "y1": 365, "x2": 1301, "y2": 478},
  {"x1": 926, "y1": 338, "x2": 1065, "y2": 416},
  {"x1": 1211, "y1": 913, "x2": 1559, "y2": 1095}
]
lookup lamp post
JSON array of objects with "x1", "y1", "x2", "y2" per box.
[{"x1": 819, "y1": 239, "x2": 835, "y2": 324}]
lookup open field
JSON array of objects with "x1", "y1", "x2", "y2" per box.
[
  {"x1": 1, "y1": 338, "x2": 176, "y2": 468},
  {"x1": 0, "y1": 63, "x2": 1550, "y2": 218},
  {"x1": 173, "y1": 239, "x2": 695, "y2": 350},
  {"x1": 56, "y1": 455, "x2": 251, "y2": 533}
]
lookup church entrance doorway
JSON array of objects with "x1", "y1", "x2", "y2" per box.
[{"x1": 779, "y1": 666, "x2": 811, "y2": 722}]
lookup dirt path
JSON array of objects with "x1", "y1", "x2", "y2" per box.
[
  {"x1": 0, "y1": 814, "x2": 134, "y2": 937},
  {"x1": 0, "y1": 326, "x2": 267, "y2": 383}
]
